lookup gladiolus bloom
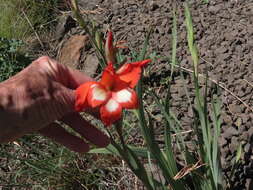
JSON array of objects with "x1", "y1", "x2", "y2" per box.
[
  {"x1": 75, "y1": 30, "x2": 151, "y2": 126},
  {"x1": 75, "y1": 59, "x2": 151, "y2": 126}
]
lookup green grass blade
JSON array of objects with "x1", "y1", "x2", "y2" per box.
[
  {"x1": 171, "y1": 8, "x2": 177, "y2": 67},
  {"x1": 235, "y1": 143, "x2": 242, "y2": 163},
  {"x1": 184, "y1": 3, "x2": 199, "y2": 76},
  {"x1": 136, "y1": 30, "x2": 186, "y2": 189},
  {"x1": 110, "y1": 140, "x2": 155, "y2": 190},
  {"x1": 184, "y1": 3, "x2": 223, "y2": 189},
  {"x1": 169, "y1": 6, "x2": 178, "y2": 82},
  {"x1": 137, "y1": 27, "x2": 153, "y2": 61},
  {"x1": 185, "y1": 1, "x2": 211, "y2": 165},
  {"x1": 150, "y1": 90, "x2": 185, "y2": 151},
  {"x1": 89, "y1": 144, "x2": 155, "y2": 159},
  {"x1": 211, "y1": 97, "x2": 223, "y2": 188}
]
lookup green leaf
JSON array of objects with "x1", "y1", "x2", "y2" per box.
[
  {"x1": 235, "y1": 143, "x2": 242, "y2": 163},
  {"x1": 171, "y1": 7, "x2": 178, "y2": 68},
  {"x1": 184, "y1": 3, "x2": 199, "y2": 75},
  {"x1": 137, "y1": 27, "x2": 153, "y2": 61},
  {"x1": 136, "y1": 29, "x2": 186, "y2": 189},
  {"x1": 89, "y1": 144, "x2": 154, "y2": 159}
]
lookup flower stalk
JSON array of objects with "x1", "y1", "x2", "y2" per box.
[{"x1": 70, "y1": 0, "x2": 106, "y2": 67}]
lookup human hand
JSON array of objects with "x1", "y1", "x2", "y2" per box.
[{"x1": 0, "y1": 56, "x2": 109, "y2": 153}]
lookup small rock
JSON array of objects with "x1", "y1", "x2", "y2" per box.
[
  {"x1": 83, "y1": 54, "x2": 99, "y2": 77},
  {"x1": 216, "y1": 46, "x2": 228, "y2": 54},
  {"x1": 58, "y1": 35, "x2": 89, "y2": 69},
  {"x1": 238, "y1": 90, "x2": 245, "y2": 98},
  {"x1": 245, "y1": 121, "x2": 253, "y2": 130},
  {"x1": 55, "y1": 15, "x2": 76, "y2": 40},
  {"x1": 223, "y1": 115, "x2": 232, "y2": 125},
  {"x1": 244, "y1": 143, "x2": 251, "y2": 153},
  {"x1": 149, "y1": 1, "x2": 159, "y2": 11},
  {"x1": 208, "y1": 5, "x2": 219, "y2": 14},
  {"x1": 238, "y1": 124, "x2": 247, "y2": 134},
  {"x1": 223, "y1": 146, "x2": 230, "y2": 158},
  {"x1": 223, "y1": 127, "x2": 239, "y2": 139},
  {"x1": 229, "y1": 104, "x2": 242, "y2": 114},
  {"x1": 241, "y1": 140, "x2": 247, "y2": 146},
  {"x1": 229, "y1": 136, "x2": 239, "y2": 153},
  {"x1": 241, "y1": 114, "x2": 250, "y2": 123},
  {"x1": 218, "y1": 137, "x2": 227, "y2": 147},
  {"x1": 171, "y1": 93, "x2": 181, "y2": 101},
  {"x1": 247, "y1": 127, "x2": 253, "y2": 136},
  {"x1": 241, "y1": 131, "x2": 249, "y2": 141}
]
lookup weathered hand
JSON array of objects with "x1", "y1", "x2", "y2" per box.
[{"x1": 0, "y1": 56, "x2": 109, "y2": 153}]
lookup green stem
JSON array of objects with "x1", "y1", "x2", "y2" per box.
[{"x1": 70, "y1": 0, "x2": 106, "y2": 67}]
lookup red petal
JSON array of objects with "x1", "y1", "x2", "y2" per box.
[
  {"x1": 131, "y1": 59, "x2": 151, "y2": 67},
  {"x1": 100, "y1": 63, "x2": 115, "y2": 89},
  {"x1": 117, "y1": 66, "x2": 141, "y2": 88},
  {"x1": 113, "y1": 88, "x2": 138, "y2": 109},
  {"x1": 75, "y1": 81, "x2": 98, "y2": 111},
  {"x1": 116, "y1": 59, "x2": 151, "y2": 88},
  {"x1": 87, "y1": 83, "x2": 110, "y2": 108},
  {"x1": 105, "y1": 30, "x2": 116, "y2": 63},
  {"x1": 116, "y1": 59, "x2": 151, "y2": 75},
  {"x1": 115, "y1": 62, "x2": 131, "y2": 75},
  {"x1": 112, "y1": 75, "x2": 130, "y2": 91},
  {"x1": 100, "y1": 98, "x2": 122, "y2": 126}
]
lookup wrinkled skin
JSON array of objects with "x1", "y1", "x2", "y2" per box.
[{"x1": 0, "y1": 56, "x2": 109, "y2": 153}]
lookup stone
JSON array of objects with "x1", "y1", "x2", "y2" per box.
[
  {"x1": 223, "y1": 127, "x2": 239, "y2": 139},
  {"x1": 247, "y1": 127, "x2": 253, "y2": 136},
  {"x1": 223, "y1": 115, "x2": 232, "y2": 125},
  {"x1": 55, "y1": 14, "x2": 76, "y2": 41},
  {"x1": 241, "y1": 131, "x2": 249, "y2": 141},
  {"x1": 83, "y1": 53, "x2": 99, "y2": 77},
  {"x1": 244, "y1": 143, "x2": 251, "y2": 153},
  {"x1": 208, "y1": 5, "x2": 219, "y2": 14},
  {"x1": 241, "y1": 114, "x2": 250, "y2": 123},
  {"x1": 218, "y1": 137, "x2": 227, "y2": 147},
  {"x1": 58, "y1": 35, "x2": 89, "y2": 69},
  {"x1": 149, "y1": 2, "x2": 159, "y2": 11},
  {"x1": 229, "y1": 104, "x2": 242, "y2": 114},
  {"x1": 229, "y1": 136, "x2": 239, "y2": 153}
]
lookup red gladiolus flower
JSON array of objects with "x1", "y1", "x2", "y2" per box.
[
  {"x1": 75, "y1": 30, "x2": 151, "y2": 126},
  {"x1": 75, "y1": 59, "x2": 151, "y2": 126}
]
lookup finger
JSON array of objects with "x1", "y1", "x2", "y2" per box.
[
  {"x1": 61, "y1": 113, "x2": 110, "y2": 148},
  {"x1": 35, "y1": 56, "x2": 93, "y2": 89},
  {"x1": 38, "y1": 123, "x2": 89, "y2": 153},
  {"x1": 68, "y1": 67, "x2": 93, "y2": 88},
  {"x1": 46, "y1": 56, "x2": 93, "y2": 89}
]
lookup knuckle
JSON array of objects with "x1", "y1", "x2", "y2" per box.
[
  {"x1": 35, "y1": 56, "x2": 51, "y2": 64},
  {"x1": 33, "y1": 56, "x2": 58, "y2": 73}
]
